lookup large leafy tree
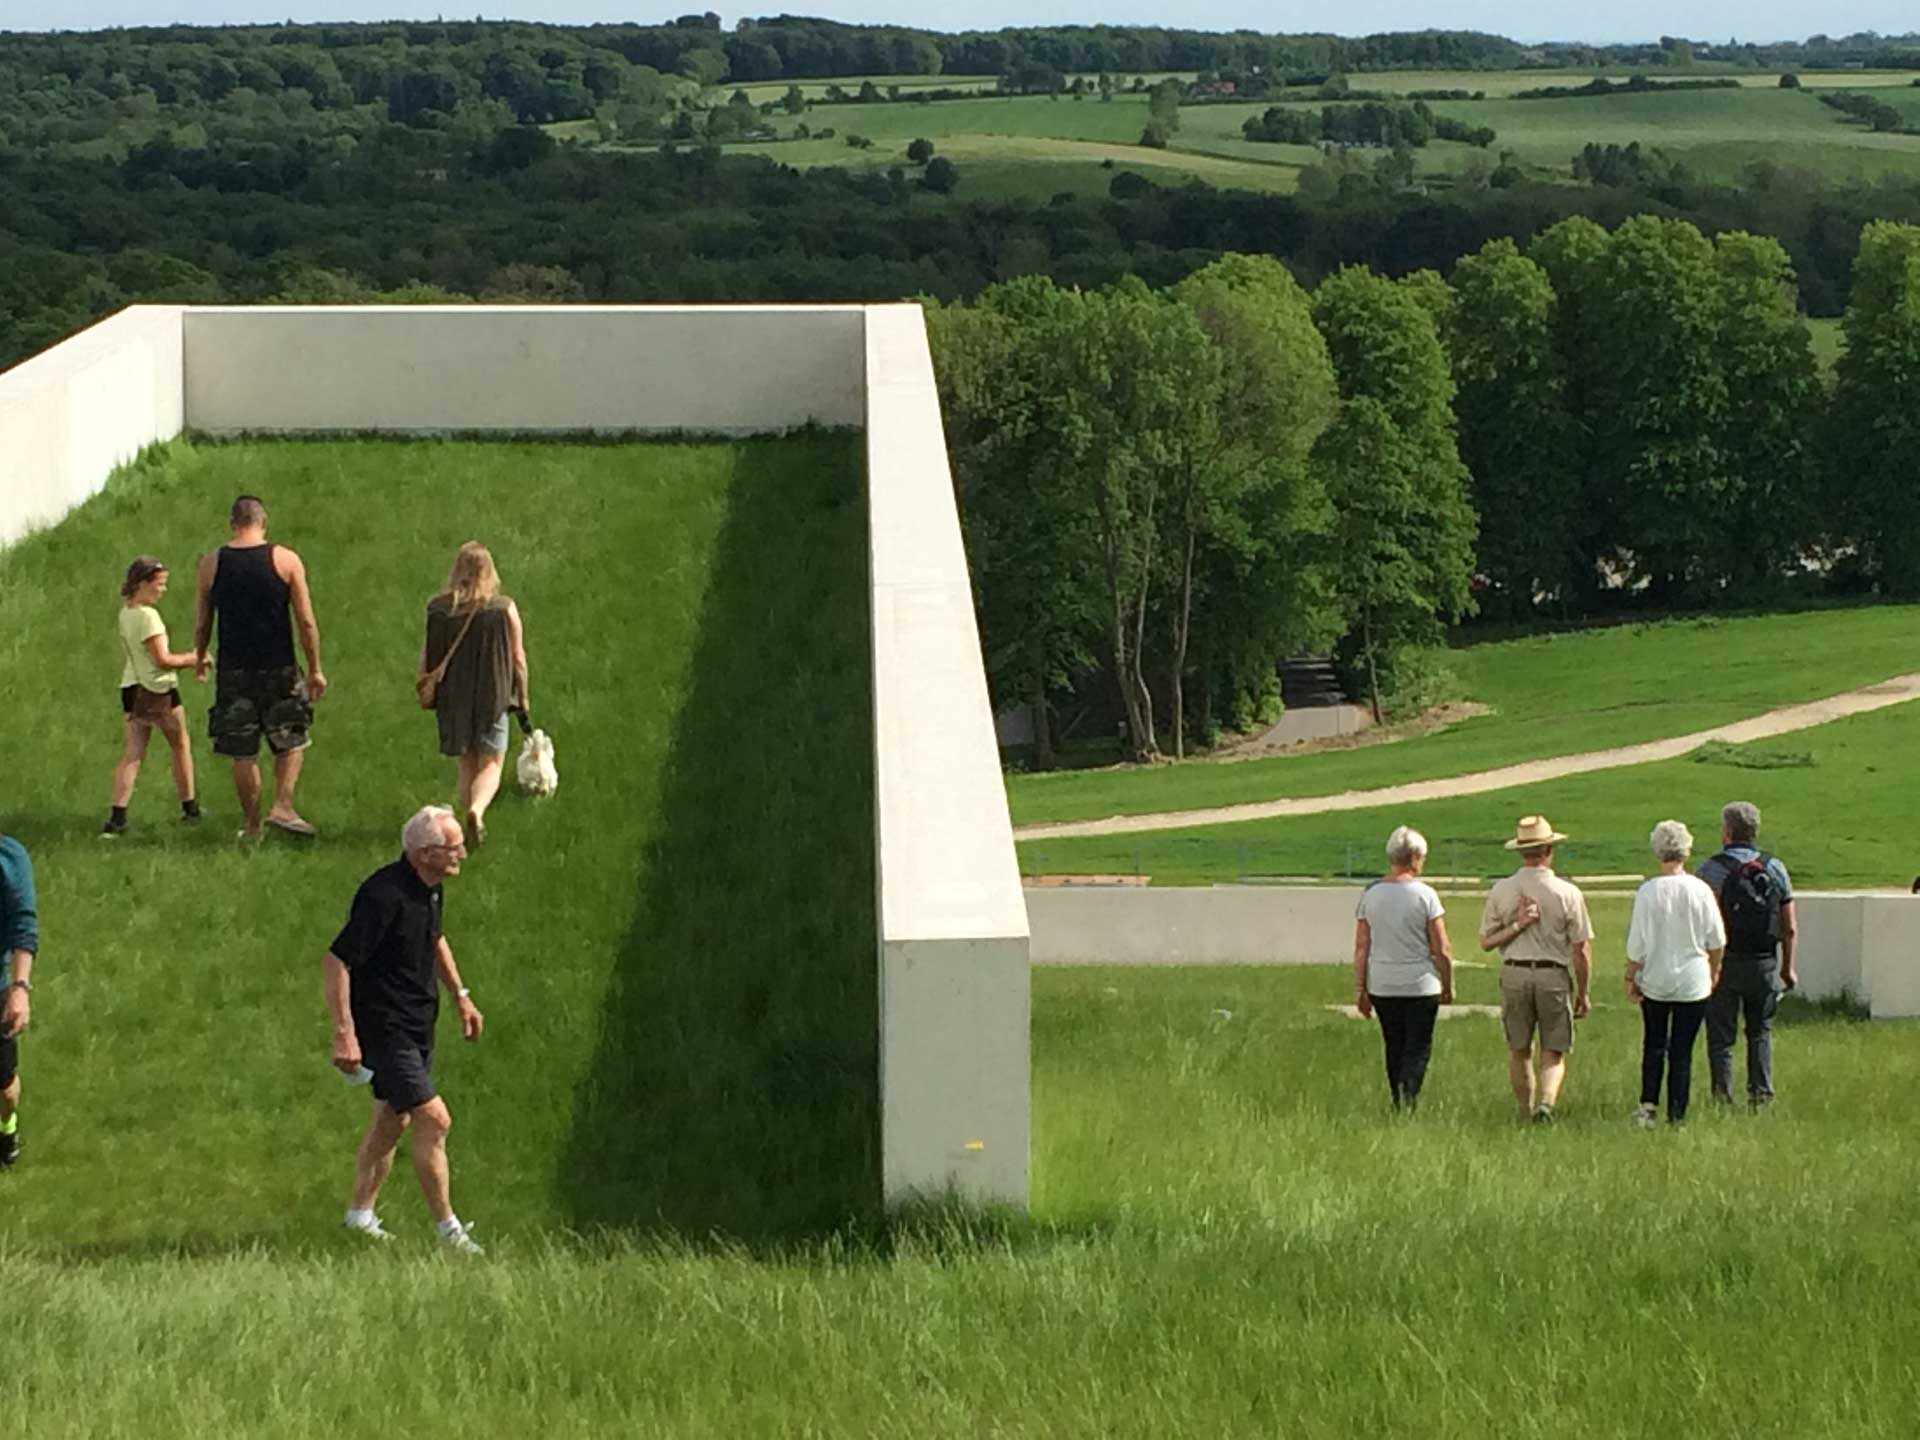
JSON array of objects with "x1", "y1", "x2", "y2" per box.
[
  {"x1": 1831, "y1": 220, "x2": 1920, "y2": 593},
  {"x1": 1169, "y1": 254, "x2": 1341, "y2": 754},
  {"x1": 1583, "y1": 215, "x2": 1730, "y2": 602},
  {"x1": 1712, "y1": 231, "x2": 1822, "y2": 593},
  {"x1": 1529, "y1": 216, "x2": 1615, "y2": 609},
  {"x1": 1446, "y1": 238, "x2": 1577, "y2": 618},
  {"x1": 1311, "y1": 266, "x2": 1476, "y2": 720}
]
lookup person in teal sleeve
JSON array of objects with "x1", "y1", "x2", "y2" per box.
[{"x1": 0, "y1": 832, "x2": 39, "y2": 1169}]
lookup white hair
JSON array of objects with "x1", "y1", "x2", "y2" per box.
[
  {"x1": 402, "y1": 804, "x2": 457, "y2": 855},
  {"x1": 1649, "y1": 819, "x2": 1694, "y2": 863},
  {"x1": 1385, "y1": 825, "x2": 1428, "y2": 869}
]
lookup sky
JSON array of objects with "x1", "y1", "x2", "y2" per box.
[{"x1": 2, "y1": 2, "x2": 1913, "y2": 46}]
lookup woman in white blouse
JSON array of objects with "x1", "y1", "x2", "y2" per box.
[
  {"x1": 1625, "y1": 819, "x2": 1726, "y2": 1127},
  {"x1": 1353, "y1": 825, "x2": 1455, "y2": 1112}
]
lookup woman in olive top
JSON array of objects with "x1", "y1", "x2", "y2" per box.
[
  {"x1": 420, "y1": 543, "x2": 529, "y2": 846},
  {"x1": 103, "y1": 557, "x2": 202, "y2": 836}
]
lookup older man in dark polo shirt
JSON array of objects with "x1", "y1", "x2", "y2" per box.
[{"x1": 324, "y1": 805, "x2": 485, "y2": 1253}]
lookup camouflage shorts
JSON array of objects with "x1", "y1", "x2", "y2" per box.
[{"x1": 210, "y1": 666, "x2": 312, "y2": 758}]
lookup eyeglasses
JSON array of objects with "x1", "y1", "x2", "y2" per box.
[{"x1": 426, "y1": 841, "x2": 468, "y2": 856}]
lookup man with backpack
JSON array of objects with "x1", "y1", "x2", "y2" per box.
[{"x1": 1697, "y1": 801, "x2": 1797, "y2": 1108}]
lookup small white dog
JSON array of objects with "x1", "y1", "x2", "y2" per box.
[{"x1": 516, "y1": 727, "x2": 559, "y2": 797}]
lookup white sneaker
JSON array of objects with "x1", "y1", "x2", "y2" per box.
[
  {"x1": 1631, "y1": 1103, "x2": 1658, "y2": 1130},
  {"x1": 343, "y1": 1213, "x2": 393, "y2": 1241},
  {"x1": 440, "y1": 1221, "x2": 484, "y2": 1256}
]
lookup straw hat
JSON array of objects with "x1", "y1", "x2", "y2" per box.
[{"x1": 1503, "y1": 814, "x2": 1568, "y2": 851}]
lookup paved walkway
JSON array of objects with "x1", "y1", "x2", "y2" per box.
[{"x1": 1015, "y1": 673, "x2": 1920, "y2": 841}]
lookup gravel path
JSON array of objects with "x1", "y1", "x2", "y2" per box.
[{"x1": 1015, "y1": 673, "x2": 1920, "y2": 841}]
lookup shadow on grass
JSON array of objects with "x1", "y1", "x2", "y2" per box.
[
  {"x1": 560, "y1": 437, "x2": 882, "y2": 1246},
  {"x1": 1774, "y1": 990, "x2": 1872, "y2": 1026}
]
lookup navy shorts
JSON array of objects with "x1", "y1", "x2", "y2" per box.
[
  {"x1": 0, "y1": 1029, "x2": 16, "y2": 1089},
  {"x1": 367, "y1": 1038, "x2": 436, "y2": 1113}
]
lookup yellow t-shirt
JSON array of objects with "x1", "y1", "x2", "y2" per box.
[{"x1": 119, "y1": 604, "x2": 178, "y2": 694}]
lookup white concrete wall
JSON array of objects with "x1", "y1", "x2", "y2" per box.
[
  {"x1": 866, "y1": 304, "x2": 1031, "y2": 1209},
  {"x1": 1795, "y1": 892, "x2": 1920, "y2": 1017},
  {"x1": 1028, "y1": 885, "x2": 1359, "y2": 966},
  {"x1": 6, "y1": 301, "x2": 1032, "y2": 1207},
  {"x1": 183, "y1": 306, "x2": 867, "y2": 434},
  {"x1": 0, "y1": 306, "x2": 185, "y2": 549}
]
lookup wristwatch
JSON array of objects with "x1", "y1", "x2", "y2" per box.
[
  {"x1": 7, "y1": 979, "x2": 30, "y2": 993},
  {"x1": 455, "y1": 986, "x2": 471, "y2": 999}
]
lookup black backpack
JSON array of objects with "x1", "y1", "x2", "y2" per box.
[{"x1": 1715, "y1": 851, "x2": 1780, "y2": 955}]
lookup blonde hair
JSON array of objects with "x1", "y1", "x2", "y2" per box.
[{"x1": 442, "y1": 542, "x2": 500, "y2": 612}]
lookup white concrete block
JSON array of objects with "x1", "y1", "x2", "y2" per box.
[
  {"x1": 1027, "y1": 885, "x2": 1362, "y2": 966},
  {"x1": 880, "y1": 938, "x2": 1029, "y2": 1205},
  {"x1": 184, "y1": 306, "x2": 867, "y2": 434},
  {"x1": 1861, "y1": 897, "x2": 1920, "y2": 1018},
  {"x1": 1790, "y1": 894, "x2": 1869, "y2": 1005}
]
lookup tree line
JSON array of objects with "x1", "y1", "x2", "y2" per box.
[
  {"x1": 1241, "y1": 100, "x2": 1496, "y2": 149},
  {"x1": 929, "y1": 220, "x2": 1920, "y2": 765}
]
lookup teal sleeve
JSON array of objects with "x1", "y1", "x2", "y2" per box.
[{"x1": 0, "y1": 839, "x2": 39, "y2": 967}]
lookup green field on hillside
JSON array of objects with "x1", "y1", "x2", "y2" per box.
[
  {"x1": 6, "y1": 954, "x2": 1920, "y2": 1434},
  {"x1": 0, "y1": 434, "x2": 877, "y2": 1252},
  {"x1": 1010, "y1": 606, "x2": 1920, "y2": 829},
  {"x1": 555, "y1": 74, "x2": 1920, "y2": 199}
]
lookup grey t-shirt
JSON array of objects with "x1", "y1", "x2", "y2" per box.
[{"x1": 1357, "y1": 878, "x2": 1445, "y2": 998}]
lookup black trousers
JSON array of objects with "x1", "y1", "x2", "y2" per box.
[
  {"x1": 1640, "y1": 998, "x2": 1709, "y2": 1122},
  {"x1": 1372, "y1": 995, "x2": 1441, "y2": 1109}
]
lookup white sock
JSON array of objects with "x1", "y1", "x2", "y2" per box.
[
  {"x1": 436, "y1": 1215, "x2": 464, "y2": 1238},
  {"x1": 344, "y1": 1207, "x2": 376, "y2": 1230}
]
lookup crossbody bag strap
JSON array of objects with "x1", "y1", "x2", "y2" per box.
[{"x1": 427, "y1": 602, "x2": 483, "y2": 686}]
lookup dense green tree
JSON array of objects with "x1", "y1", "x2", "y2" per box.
[
  {"x1": 921, "y1": 156, "x2": 958, "y2": 193},
  {"x1": 1831, "y1": 221, "x2": 1920, "y2": 592},
  {"x1": 1168, "y1": 255, "x2": 1341, "y2": 752},
  {"x1": 1712, "y1": 232, "x2": 1823, "y2": 592},
  {"x1": 1584, "y1": 215, "x2": 1730, "y2": 600},
  {"x1": 1311, "y1": 266, "x2": 1476, "y2": 719},
  {"x1": 1446, "y1": 239, "x2": 1578, "y2": 617}
]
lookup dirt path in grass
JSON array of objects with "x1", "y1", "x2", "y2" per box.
[{"x1": 1014, "y1": 673, "x2": 1920, "y2": 841}]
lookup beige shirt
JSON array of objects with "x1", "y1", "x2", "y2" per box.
[{"x1": 1481, "y1": 866, "x2": 1593, "y2": 965}]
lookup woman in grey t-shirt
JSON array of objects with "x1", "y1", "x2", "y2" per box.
[{"x1": 1353, "y1": 825, "x2": 1456, "y2": 1111}]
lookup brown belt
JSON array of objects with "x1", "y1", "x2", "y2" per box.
[{"x1": 1503, "y1": 959, "x2": 1563, "y2": 969}]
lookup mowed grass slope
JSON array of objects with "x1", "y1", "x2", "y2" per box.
[
  {"x1": 1010, "y1": 605, "x2": 1920, "y2": 828},
  {"x1": 6, "y1": 958, "x2": 1920, "y2": 1435},
  {"x1": 1020, "y1": 688, "x2": 1920, "y2": 887},
  {"x1": 0, "y1": 434, "x2": 878, "y2": 1255}
]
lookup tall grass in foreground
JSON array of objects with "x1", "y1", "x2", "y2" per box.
[
  {"x1": 1, "y1": 962, "x2": 1916, "y2": 1435},
  {"x1": 0, "y1": 435, "x2": 876, "y2": 1251}
]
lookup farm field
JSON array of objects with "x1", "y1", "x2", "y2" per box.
[
  {"x1": 6, "y1": 952, "x2": 1920, "y2": 1434},
  {"x1": 1009, "y1": 606, "x2": 1920, "y2": 829},
  {"x1": 552, "y1": 73, "x2": 1920, "y2": 198}
]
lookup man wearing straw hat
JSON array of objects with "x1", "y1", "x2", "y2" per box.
[{"x1": 1479, "y1": 814, "x2": 1594, "y2": 1124}]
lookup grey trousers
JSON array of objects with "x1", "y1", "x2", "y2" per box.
[{"x1": 1707, "y1": 956, "x2": 1781, "y2": 1101}]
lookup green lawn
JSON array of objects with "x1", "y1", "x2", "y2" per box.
[
  {"x1": 0, "y1": 433, "x2": 877, "y2": 1253},
  {"x1": 1019, "y1": 688, "x2": 1920, "y2": 888},
  {"x1": 5, "y1": 956, "x2": 1919, "y2": 1435},
  {"x1": 1010, "y1": 606, "x2": 1920, "y2": 829},
  {"x1": 1809, "y1": 315, "x2": 1845, "y2": 371}
]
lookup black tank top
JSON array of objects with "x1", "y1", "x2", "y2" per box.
[{"x1": 211, "y1": 544, "x2": 295, "y2": 670}]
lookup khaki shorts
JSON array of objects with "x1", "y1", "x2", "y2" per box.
[{"x1": 1500, "y1": 964, "x2": 1575, "y2": 1054}]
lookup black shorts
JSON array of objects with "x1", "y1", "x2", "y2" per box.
[
  {"x1": 0, "y1": 1029, "x2": 16, "y2": 1089},
  {"x1": 210, "y1": 666, "x2": 311, "y2": 758},
  {"x1": 367, "y1": 1037, "x2": 436, "y2": 1113},
  {"x1": 121, "y1": 685, "x2": 182, "y2": 719}
]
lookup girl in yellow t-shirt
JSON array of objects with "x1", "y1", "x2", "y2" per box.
[{"x1": 103, "y1": 557, "x2": 202, "y2": 838}]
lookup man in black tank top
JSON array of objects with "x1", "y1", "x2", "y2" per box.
[{"x1": 194, "y1": 495, "x2": 329, "y2": 840}]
